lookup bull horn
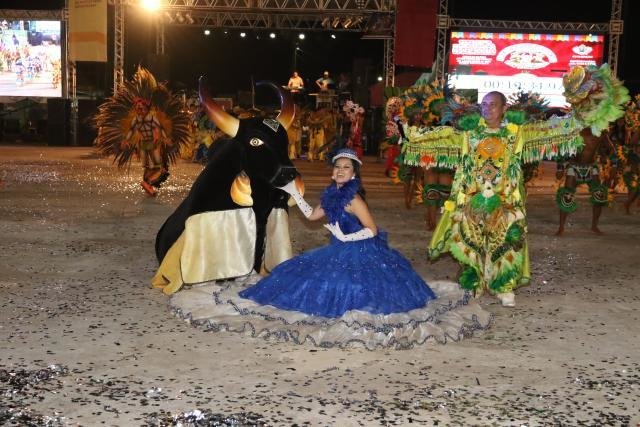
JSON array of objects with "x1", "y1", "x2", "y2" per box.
[
  {"x1": 199, "y1": 76, "x2": 239, "y2": 137},
  {"x1": 257, "y1": 81, "x2": 295, "y2": 130}
]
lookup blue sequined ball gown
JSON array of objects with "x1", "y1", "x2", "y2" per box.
[
  {"x1": 239, "y1": 179, "x2": 436, "y2": 317},
  {"x1": 168, "y1": 179, "x2": 491, "y2": 349}
]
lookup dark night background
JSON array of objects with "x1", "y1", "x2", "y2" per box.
[{"x1": 2, "y1": 0, "x2": 639, "y2": 97}]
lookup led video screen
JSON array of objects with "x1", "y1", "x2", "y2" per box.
[
  {"x1": 446, "y1": 31, "x2": 605, "y2": 107},
  {"x1": 0, "y1": 19, "x2": 62, "y2": 98}
]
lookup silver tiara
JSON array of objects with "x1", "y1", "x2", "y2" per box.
[{"x1": 332, "y1": 151, "x2": 362, "y2": 165}]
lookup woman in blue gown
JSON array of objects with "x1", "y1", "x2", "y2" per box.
[
  {"x1": 240, "y1": 149, "x2": 437, "y2": 317},
  {"x1": 169, "y1": 149, "x2": 491, "y2": 349}
]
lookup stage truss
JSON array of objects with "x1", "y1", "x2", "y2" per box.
[
  {"x1": 113, "y1": 0, "x2": 398, "y2": 91},
  {"x1": 0, "y1": 0, "x2": 624, "y2": 145}
]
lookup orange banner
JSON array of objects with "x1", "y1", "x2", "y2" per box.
[{"x1": 69, "y1": 0, "x2": 107, "y2": 62}]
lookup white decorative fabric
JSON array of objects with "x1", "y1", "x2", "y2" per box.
[
  {"x1": 180, "y1": 209, "x2": 256, "y2": 284},
  {"x1": 262, "y1": 208, "x2": 293, "y2": 273},
  {"x1": 169, "y1": 276, "x2": 492, "y2": 350}
]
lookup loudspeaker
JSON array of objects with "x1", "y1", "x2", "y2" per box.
[
  {"x1": 47, "y1": 98, "x2": 70, "y2": 146},
  {"x1": 352, "y1": 58, "x2": 372, "y2": 108},
  {"x1": 146, "y1": 53, "x2": 170, "y2": 82},
  {"x1": 77, "y1": 99, "x2": 102, "y2": 146}
]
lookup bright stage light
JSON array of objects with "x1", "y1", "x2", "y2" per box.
[
  {"x1": 141, "y1": 0, "x2": 161, "y2": 11},
  {"x1": 377, "y1": 76, "x2": 383, "y2": 82},
  {"x1": 240, "y1": 32, "x2": 246, "y2": 38},
  {"x1": 298, "y1": 33, "x2": 305, "y2": 40},
  {"x1": 204, "y1": 29, "x2": 211, "y2": 36},
  {"x1": 331, "y1": 34, "x2": 336, "y2": 39},
  {"x1": 269, "y1": 32, "x2": 276, "y2": 39}
]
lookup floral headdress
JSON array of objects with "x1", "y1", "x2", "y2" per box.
[
  {"x1": 343, "y1": 100, "x2": 364, "y2": 121},
  {"x1": 400, "y1": 81, "x2": 445, "y2": 126}
]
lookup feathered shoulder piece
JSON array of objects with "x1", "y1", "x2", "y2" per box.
[
  {"x1": 563, "y1": 63, "x2": 630, "y2": 136},
  {"x1": 93, "y1": 67, "x2": 192, "y2": 168},
  {"x1": 320, "y1": 179, "x2": 360, "y2": 224},
  {"x1": 400, "y1": 81, "x2": 445, "y2": 126},
  {"x1": 439, "y1": 86, "x2": 479, "y2": 129},
  {"x1": 507, "y1": 91, "x2": 550, "y2": 123}
]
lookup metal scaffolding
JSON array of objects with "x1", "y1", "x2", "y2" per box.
[
  {"x1": 113, "y1": 0, "x2": 126, "y2": 91},
  {"x1": 1, "y1": 0, "x2": 625, "y2": 97},
  {"x1": 107, "y1": 0, "x2": 396, "y2": 92},
  {"x1": 608, "y1": 0, "x2": 624, "y2": 76},
  {"x1": 433, "y1": 0, "x2": 449, "y2": 84}
]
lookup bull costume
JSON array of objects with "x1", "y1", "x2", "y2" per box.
[
  {"x1": 93, "y1": 67, "x2": 191, "y2": 196},
  {"x1": 160, "y1": 85, "x2": 491, "y2": 349},
  {"x1": 402, "y1": 64, "x2": 628, "y2": 307},
  {"x1": 153, "y1": 80, "x2": 298, "y2": 295}
]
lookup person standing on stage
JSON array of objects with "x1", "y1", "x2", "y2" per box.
[
  {"x1": 287, "y1": 71, "x2": 305, "y2": 105},
  {"x1": 287, "y1": 71, "x2": 304, "y2": 92},
  {"x1": 316, "y1": 71, "x2": 334, "y2": 92}
]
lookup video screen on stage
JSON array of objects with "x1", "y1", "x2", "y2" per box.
[
  {"x1": 0, "y1": 19, "x2": 62, "y2": 98},
  {"x1": 446, "y1": 31, "x2": 605, "y2": 107}
]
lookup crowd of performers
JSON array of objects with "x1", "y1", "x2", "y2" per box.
[
  {"x1": 0, "y1": 35, "x2": 61, "y2": 89},
  {"x1": 93, "y1": 64, "x2": 635, "y2": 348},
  {"x1": 92, "y1": 67, "x2": 366, "y2": 197},
  {"x1": 385, "y1": 63, "x2": 631, "y2": 307}
]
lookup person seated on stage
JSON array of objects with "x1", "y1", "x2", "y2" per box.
[
  {"x1": 287, "y1": 71, "x2": 304, "y2": 92},
  {"x1": 316, "y1": 70, "x2": 334, "y2": 92}
]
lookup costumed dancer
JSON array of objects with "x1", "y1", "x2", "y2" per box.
[
  {"x1": 395, "y1": 81, "x2": 453, "y2": 226},
  {"x1": 623, "y1": 94, "x2": 640, "y2": 213},
  {"x1": 93, "y1": 67, "x2": 191, "y2": 196},
  {"x1": 382, "y1": 96, "x2": 403, "y2": 177},
  {"x1": 506, "y1": 91, "x2": 552, "y2": 185},
  {"x1": 343, "y1": 100, "x2": 365, "y2": 158},
  {"x1": 306, "y1": 107, "x2": 327, "y2": 162},
  {"x1": 168, "y1": 148, "x2": 491, "y2": 349},
  {"x1": 50, "y1": 59, "x2": 61, "y2": 89},
  {"x1": 402, "y1": 64, "x2": 628, "y2": 307},
  {"x1": 555, "y1": 129, "x2": 613, "y2": 235},
  {"x1": 555, "y1": 66, "x2": 629, "y2": 234},
  {"x1": 152, "y1": 80, "x2": 299, "y2": 295},
  {"x1": 286, "y1": 109, "x2": 303, "y2": 159}
]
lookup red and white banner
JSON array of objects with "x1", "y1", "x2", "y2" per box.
[{"x1": 447, "y1": 32, "x2": 605, "y2": 106}]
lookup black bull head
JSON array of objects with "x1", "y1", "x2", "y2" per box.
[{"x1": 154, "y1": 79, "x2": 301, "y2": 286}]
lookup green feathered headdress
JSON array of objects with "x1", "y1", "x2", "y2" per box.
[{"x1": 563, "y1": 63, "x2": 630, "y2": 136}]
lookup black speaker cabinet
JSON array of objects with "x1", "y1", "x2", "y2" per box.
[
  {"x1": 77, "y1": 99, "x2": 102, "y2": 147},
  {"x1": 47, "y1": 98, "x2": 70, "y2": 146}
]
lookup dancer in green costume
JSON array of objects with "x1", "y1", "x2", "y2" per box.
[{"x1": 401, "y1": 64, "x2": 628, "y2": 307}]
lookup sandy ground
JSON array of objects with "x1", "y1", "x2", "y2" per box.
[{"x1": 0, "y1": 145, "x2": 639, "y2": 426}]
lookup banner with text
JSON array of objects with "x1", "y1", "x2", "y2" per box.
[
  {"x1": 447, "y1": 32, "x2": 605, "y2": 107},
  {"x1": 68, "y1": 0, "x2": 107, "y2": 62}
]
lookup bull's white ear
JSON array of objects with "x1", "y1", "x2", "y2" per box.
[{"x1": 230, "y1": 171, "x2": 253, "y2": 206}]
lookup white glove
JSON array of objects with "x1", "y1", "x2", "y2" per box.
[
  {"x1": 323, "y1": 222, "x2": 374, "y2": 242},
  {"x1": 278, "y1": 180, "x2": 312, "y2": 218}
]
